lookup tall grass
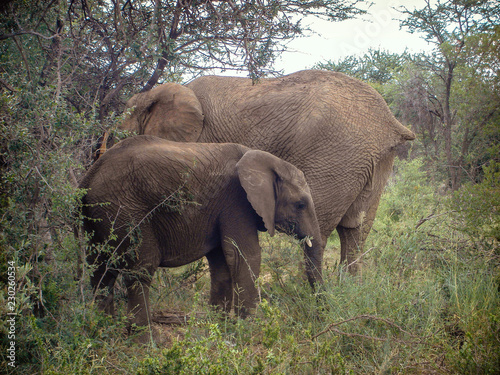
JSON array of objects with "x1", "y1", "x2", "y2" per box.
[{"x1": 2, "y1": 157, "x2": 498, "y2": 374}]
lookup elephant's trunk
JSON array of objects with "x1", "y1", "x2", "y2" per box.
[
  {"x1": 299, "y1": 201, "x2": 324, "y2": 289},
  {"x1": 304, "y1": 237, "x2": 324, "y2": 289}
]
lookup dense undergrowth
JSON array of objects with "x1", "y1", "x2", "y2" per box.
[{"x1": 1, "y1": 139, "x2": 498, "y2": 373}]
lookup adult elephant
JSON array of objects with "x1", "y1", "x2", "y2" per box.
[
  {"x1": 80, "y1": 135, "x2": 322, "y2": 341},
  {"x1": 120, "y1": 70, "x2": 415, "y2": 273}
]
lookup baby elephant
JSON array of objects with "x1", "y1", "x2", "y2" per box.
[{"x1": 80, "y1": 135, "x2": 323, "y2": 339}]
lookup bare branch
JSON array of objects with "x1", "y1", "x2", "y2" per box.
[
  {"x1": 415, "y1": 211, "x2": 457, "y2": 230},
  {"x1": 312, "y1": 314, "x2": 441, "y2": 348},
  {"x1": 0, "y1": 30, "x2": 59, "y2": 41},
  {"x1": 0, "y1": 78, "x2": 16, "y2": 92}
]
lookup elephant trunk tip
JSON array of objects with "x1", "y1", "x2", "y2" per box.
[{"x1": 307, "y1": 267, "x2": 324, "y2": 290}]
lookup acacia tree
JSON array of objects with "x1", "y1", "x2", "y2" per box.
[
  {"x1": 1, "y1": 0, "x2": 365, "y2": 121},
  {"x1": 398, "y1": 0, "x2": 500, "y2": 189},
  {"x1": 315, "y1": 6, "x2": 499, "y2": 185}
]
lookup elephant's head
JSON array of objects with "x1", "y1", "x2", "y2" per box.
[
  {"x1": 120, "y1": 83, "x2": 204, "y2": 142},
  {"x1": 236, "y1": 150, "x2": 323, "y2": 287}
]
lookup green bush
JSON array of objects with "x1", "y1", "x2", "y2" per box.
[
  {"x1": 368, "y1": 158, "x2": 500, "y2": 374},
  {"x1": 448, "y1": 161, "x2": 500, "y2": 252},
  {"x1": 439, "y1": 162, "x2": 500, "y2": 374},
  {"x1": 377, "y1": 157, "x2": 437, "y2": 225}
]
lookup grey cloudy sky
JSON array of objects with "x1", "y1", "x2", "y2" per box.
[{"x1": 277, "y1": 0, "x2": 433, "y2": 73}]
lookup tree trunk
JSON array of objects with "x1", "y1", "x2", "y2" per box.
[
  {"x1": 443, "y1": 61, "x2": 458, "y2": 190},
  {"x1": 140, "y1": 52, "x2": 169, "y2": 93}
]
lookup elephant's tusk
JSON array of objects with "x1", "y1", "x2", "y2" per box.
[{"x1": 306, "y1": 237, "x2": 312, "y2": 247}]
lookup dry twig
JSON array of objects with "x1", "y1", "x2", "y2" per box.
[
  {"x1": 312, "y1": 314, "x2": 439, "y2": 348},
  {"x1": 153, "y1": 311, "x2": 207, "y2": 325},
  {"x1": 347, "y1": 247, "x2": 376, "y2": 269},
  {"x1": 415, "y1": 211, "x2": 457, "y2": 229}
]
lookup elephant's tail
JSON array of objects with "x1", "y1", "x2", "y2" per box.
[
  {"x1": 382, "y1": 119, "x2": 416, "y2": 156},
  {"x1": 391, "y1": 118, "x2": 416, "y2": 144},
  {"x1": 399, "y1": 125, "x2": 416, "y2": 141}
]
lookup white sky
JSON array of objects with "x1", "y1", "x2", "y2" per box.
[{"x1": 276, "y1": 0, "x2": 433, "y2": 73}]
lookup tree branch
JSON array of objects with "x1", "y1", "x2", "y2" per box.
[
  {"x1": 415, "y1": 211, "x2": 457, "y2": 230},
  {"x1": 311, "y1": 314, "x2": 440, "y2": 348},
  {"x1": 0, "y1": 30, "x2": 59, "y2": 41},
  {"x1": 0, "y1": 78, "x2": 16, "y2": 92}
]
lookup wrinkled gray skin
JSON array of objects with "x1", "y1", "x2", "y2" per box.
[
  {"x1": 121, "y1": 70, "x2": 415, "y2": 273},
  {"x1": 80, "y1": 135, "x2": 322, "y2": 341}
]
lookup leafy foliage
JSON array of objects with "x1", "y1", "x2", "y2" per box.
[
  {"x1": 315, "y1": 48, "x2": 412, "y2": 84},
  {"x1": 448, "y1": 161, "x2": 500, "y2": 252}
]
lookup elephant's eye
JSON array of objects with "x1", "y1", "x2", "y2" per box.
[{"x1": 295, "y1": 201, "x2": 306, "y2": 210}]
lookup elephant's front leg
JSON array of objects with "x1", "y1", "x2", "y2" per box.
[
  {"x1": 221, "y1": 233, "x2": 261, "y2": 317},
  {"x1": 123, "y1": 271, "x2": 156, "y2": 343},
  {"x1": 122, "y1": 230, "x2": 161, "y2": 344},
  {"x1": 206, "y1": 247, "x2": 233, "y2": 313},
  {"x1": 90, "y1": 265, "x2": 118, "y2": 316}
]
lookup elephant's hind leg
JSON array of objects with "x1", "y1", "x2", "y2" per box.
[
  {"x1": 337, "y1": 195, "x2": 380, "y2": 275},
  {"x1": 337, "y1": 225, "x2": 365, "y2": 274},
  {"x1": 337, "y1": 152, "x2": 394, "y2": 275},
  {"x1": 206, "y1": 247, "x2": 233, "y2": 313}
]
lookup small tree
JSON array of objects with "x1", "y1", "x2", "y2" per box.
[{"x1": 398, "y1": 0, "x2": 500, "y2": 189}]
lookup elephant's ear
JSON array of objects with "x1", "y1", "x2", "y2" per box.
[
  {"x1": 236, "y1": 150, "x2": 277, "y2": 236},
  {"x1": 122, "y1": 83, "x2": 204, "y2": 142}
]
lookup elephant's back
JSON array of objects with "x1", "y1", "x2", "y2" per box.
[
  {"x1": 190, "y1": 70, "x2": 414, "y2": 151},
  {"x1": 80, "y1": 135, "x2": 247, "y2": 207},
  {"x1": 92, "y1": 135, "x2": 245, "y2": 166}
]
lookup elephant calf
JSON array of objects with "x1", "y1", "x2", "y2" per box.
[{"x1": 80, "y1": 135, "x2": 323, "y2": 340}]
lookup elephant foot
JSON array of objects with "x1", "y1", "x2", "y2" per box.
[
  {"x1": 96, "y1": 293, "x2": 116, "y2": 317},
  {"x1": 346, "y1": 261, "x2": 362, "y2": 276},
  {"x1": 234, "y1": 300, "x2": 257, "y2": 318},
  {"x1": 127, "y1": 323, "x2": 159, "y2": 345},
  {"x1": 209, "y1": 300, "x2": 233, "y2": 319}
]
